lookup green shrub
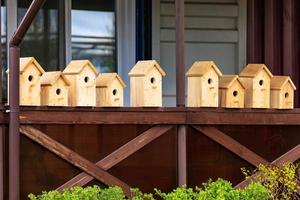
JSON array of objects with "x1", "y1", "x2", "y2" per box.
[{"x1": 242, "y1": 162, "x2": 300, "y2": 200}]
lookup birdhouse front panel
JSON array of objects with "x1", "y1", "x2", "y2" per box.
[
  {"x1": 271, "y1": 83, "x2": 294, "y2": 109},
  {"x1": 200, "y1": 69, "x2": 219, "y2": 107},
  {"x1": 252, "y1": 70, "x2": 271, "y2": 108},
  {"x1": 20, "y1": 64, "x2": 42, "y2": 105},
  {"x1": 75, "y1": 67, "x2": 96, "y2": 106},
  {"x1": 143, "y1": 67, "x2": 163, "y2": 106},
  {"x1": 41, "y1": 78, "x2": 69, "y2": 106},
  {"x1": 97, "y1": 79, "x2": 124, "y2": 107},
  {"x1": 224, "y1": 82, "x2": 244, "y2": 108}
]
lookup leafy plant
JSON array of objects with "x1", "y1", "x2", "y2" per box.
[
  {"x1": 242, "y1": 162, "x2": 300, "y2": 200},
  {"x1": 155, "y1": 185, "x2": 195, "y2": 200}
]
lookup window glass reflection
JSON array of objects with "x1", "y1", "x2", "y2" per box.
[
  {"x1": 72, "y1": 0, "x2": 116, "y2": 73},
  {"x1": 1, "y1": 2, "x2": 7, "y2": 101},
  {"x1": 18, "y1": 0, "x2": 59, "y2": 71}
]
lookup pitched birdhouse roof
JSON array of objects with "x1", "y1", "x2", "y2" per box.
[
  {"x1": 186, "y1": 61, "x2": 222, "y2": 77},
  {"x1": 17, "y1": 57, "x2": 45, "y2": 74},
  {"x1": 271, "y1": 76, "x2": 296, "y2": 90},
  {"x1": 239, "y1": 64, "x2": 273, "y2": 78},
  {"x1": 63, "y1": 60, "x2": 98, "y2": 75},
  {"x1": 219, "y1": 75, "x2": 245, "y2": 89},
  {"x1": 96, "y1": 73, "x2": 126, "y2": 88},
  {"x1": 41, "y1": 71, "x2": 71, "y2": 86},
  {"x1": 128, "y1": 60, "x2": 166, "y2": 77}
]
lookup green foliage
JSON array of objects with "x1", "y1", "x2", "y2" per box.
[
  {"x1": 242, "y1": 162, "x2": 300, "y2": 200},
  {"x1": 155, "y1": 185, "x2": 195, "y2": 200}
]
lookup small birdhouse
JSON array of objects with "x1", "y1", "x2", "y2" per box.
[
  {"x1": 40, "y1": 71, "x2": 70, "y2": 106},
  {"x1": 7, "y1": 57, "x2": 45, "y2": 106},
  {"x1": 239, "y1": 64, "x2": 273, "y2": 108},
  {"x1": 96, "y1": 73, "x2": 126, "y2": 107},
  {"x1": 270, "y1": 76, "x2": 296, "y2": 109},
  {"x1": 186, "y1": 61, "x2": 222, "y2": 107},
  {"x1": 128, "y1": 60, "x2": 166, "y2": 107},
  {"x1": 63, "y1": 60, "x2": 98, "y2": 107},
  {"x1": 219, "y1": 75, "x2": 245, "y2": 108}
]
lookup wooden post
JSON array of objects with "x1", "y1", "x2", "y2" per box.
[
  {"x1": 177, "y1": 125, "x2": 187, "y2": 185},
  {"x1": 175, "y1": 0, "x2": 185, "y2": 107}
]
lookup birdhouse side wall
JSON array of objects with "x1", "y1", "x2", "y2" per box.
[
  {"x1": 270, "y1": 90, "x2": 280, "y2": 109},
  {"x1": 64, "y1": 75, "x2": 77, "y2": 106},
  {"x1": 130, "y1": 76, "x2": 144, "y2": 107},
  {"x1": 96, "y1": 87, "x2": 107, "y2": 106},
  {"x1": 187, "y1": 77, "x2": 202, "y2": 107},
  {"x1": 239, "y1": 77, "x2": 253, "y2": 108},
  {"x1": 144, "y1": 68, "x2": 163, "y2": 107},
  {"x1": 219, "y1": 88, "x2": 227, "y2": 107},
  {"x1": 19, "y1": 66, "x2": 42, "y2": 106},
  {"x1": 200, "y1": 70, "x2": 219, "y2": 107},
  {"x1": 224, "y1": 82, "x2": 245, "y2": 108},
  {"x1": 75, "y1": 67, "x2": 96, "y2": 106},
  {"x1": 252, "y1": 70, "x2": 270, "y2": 108}
]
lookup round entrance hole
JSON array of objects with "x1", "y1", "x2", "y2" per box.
[
  {"x1": 84, "y1": 76, "x2": 89, "y2": 83},
  {"x1": 285, "y1": 92, "x2": 289, "y2": 98},
  {"x1": 233, "y1": 90, "x2": 238, "y2": 97},
  {"x1": 56, "y1": 88, "x2": 61, "y2": 95},
  {"x1": 259, "y1": 80, "x2": 264, "y2": 86},
  {"x1": 150, "y1": 77, "x2": 155, "y2": 84},
  {"x1": 112, "y1": 89, "x2": 117, "y2": 96},
  {"x1": 28, "y1": 75, "x2": 34, "y2": 82},
  {"x1": 208, "y1": 78, "x2": 212, "y2": 84}
]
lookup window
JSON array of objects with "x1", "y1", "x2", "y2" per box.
[
  {"x1": 18, "y1": 0, "x2": 60, "y2": 71},
  {"x1": 71, "y1": 0, "x2": 116, "y2": 73},
  {"x1": 1, "y1": 1, "x2": 7, "y2": 101}
]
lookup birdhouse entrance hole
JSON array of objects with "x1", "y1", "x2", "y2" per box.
[
  {"x1": 56, "y1": 89, "x2": 61, "y2": 95},
  {"x1": 233, "y1": 90, "x2": 238, "y2": 97},
  {"x1": 84, "y1": 76, "x2": 89, "y2": 83},
  {"x1": 285, "y1": 92, "x2": 289, "y2": 98},
  {"x1": 259, "y1": 80, "x2": 264, "y2": 86},
  {"x1": 112, "y1": 89, "x2": 117, "y2": 96},
  {"x1": 28, "y1": 75, "x2": 34, "y2": 82},
  {"x1": 150, "y1": 77, "x2": 155, "y2": 84},
  {"x1": 208, "y1": 78, "x2": 212, "y2": 84}
]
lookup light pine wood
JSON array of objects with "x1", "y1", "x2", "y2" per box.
[
  {"x1": 270, "y1": 76, "x2": 296, "y2": 109},
  {"x1": 40, "y1": 72, "x2": 70, "y2": 106},
  {"x1": 186, "y1": 61, "x2": 222, "y2": 107},
  {"x1": 63, "y1": 60, "x2": 98, "y2": 107},
  {"x1": 129, "y1": 60, "x2": 166, "y2": 107},
  {"x1": 219, "y1": 75, "x2": 245, "y2": 108},
  {"x1": 96, "y1": 73, "x2": 126, "y2": 107},
  {"x1": 8, "y1": 57, "x2": 45, "y2": 106},
  {"x1": 239, "y1": 64, "x2": 273, "y2": 108}
]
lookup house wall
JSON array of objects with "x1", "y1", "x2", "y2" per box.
[{"x1": 152, "y1": 0, "x2": 247, "y2": 106}]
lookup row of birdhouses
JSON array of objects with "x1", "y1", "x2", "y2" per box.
[
  {"x1": 9, "y1": 57, "x2": 126, "y2": 107},
  {"x1": 8, "y1": 57, "x2": 296, "y2": 109},
  {"x1": 186, "y1": 61, "x2": 296, "y2": 109}
]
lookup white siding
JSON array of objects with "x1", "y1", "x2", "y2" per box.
[{"x1": 152, "y1": 0, "x2": 247, "y2": 106}]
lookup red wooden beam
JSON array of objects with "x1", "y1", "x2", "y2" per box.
[
  {"x1": 193, "y1": 126, "x2": 268, "y2": 166},
  {"x1": 235, "y1": 144, "x2": 300, "y2": 189},
  {"x1": 57, "y1": 125, "x2": 173, "y2": 190},
  {"x1": 19, "y1": 126, "x2": 132, "y2": 197}
]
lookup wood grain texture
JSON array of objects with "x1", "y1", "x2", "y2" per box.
[
  {"x1": 19, "y1": 126, "x2": 132, "y2": 197},
  {"x1": 57, "y1": 125, "x2": 173, "y2": 190},
  {"x1": 193, "y1": 126, "x2": 268, "y2": 166}
]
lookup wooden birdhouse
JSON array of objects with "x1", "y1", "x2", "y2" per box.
[
  {"x1": 96, "y1": 73, "x2": 126, "y2": 107},
  {"x1": 186, "y1": 61, "x2": 222, "y2": 107},
  {"x1": 62, "y1": 60, "x2": 98, "y2": 107},
  {"x1": 7, "y1": 57, "x2": 45, "y2": 106},
  {"x1": 128, "y1": 60, "x2": 166, "y2": 107},
  {"x1": 40, "y1": 71, "x2": 70, "y2": 106},
  {"x1": 219, "y1": 75, "x2": 245, "y2": 108},
  {"x1": 239, "y1": 64, "x2": 273, "y2": 108},
  {"x1": 270, "y1": 76, "x2": 296, "y2": 109}
]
